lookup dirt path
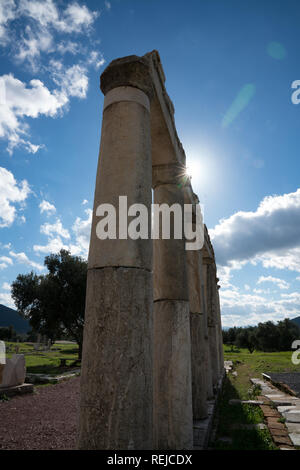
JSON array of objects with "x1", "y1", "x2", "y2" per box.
[{"x1": 0, "y1": 377, "x2": 80, "y2": 450}]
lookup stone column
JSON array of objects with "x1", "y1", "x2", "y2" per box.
[
  {"x1": 184, "y1": 195, "x2": 208, "y2": 420},
  {"x1": 78, "y1": 56, "x2": 153, "y2": 450},
  {"x1": 203, "y1": 257, "x2": 220, "y2": 393},
  {"x1": 201, "y1": 257, "x2": 214, "y2": 399},
  {"x1": 152, "y1": 164, "x2": 193, "y2": 449},
  {"x1": 216, "y1": 282, "x2": 224, "y2": 377}
]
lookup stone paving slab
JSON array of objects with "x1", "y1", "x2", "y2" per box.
[
  {"x1": 277, "y1": 405, "x2": 299, "y2": 413},
  {"x1": 289, "y1": 433, "x2": 300, "y2": 446},
  {"x1": 254, "y1": 376, "x2": 300, "y2": 450},
  {"x1": 283, "y1": 410, "x2": 300, "y2": 423},
  {"x1": 229, "y1": 399, "x2": 264, "y2": 405},
  {"x1": 286, "y1": 422, "x2": 300, "y2": 433}
]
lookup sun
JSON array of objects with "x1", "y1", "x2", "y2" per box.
[{"x1": 185, "y1": 159, "x2": 201, "y2": 180}]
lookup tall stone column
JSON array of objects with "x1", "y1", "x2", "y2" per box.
[
  {"x1": 184, "y1": 195, "x2": 208, "y2": 420},
  {"x1": 153, "y1": 164, "x2": 193, "y2": 449},
  {"x1": 216, "y1": 282, "x2": 224, "y2": 377},
  {"x1": 78, "y1": 56, "x2": 154, "y2": 450},
  {"x1": 203, "y1": 258, "x2": 220, "y2": 392},
  {"x1": 201, "y1": 257, "x2": 214, "y2": 399}
]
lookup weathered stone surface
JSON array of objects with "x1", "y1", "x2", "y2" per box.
[
  {"x1": 286, "y1": 422, "x2": 300, "y2": 433},
  {"x1": 0, "y1": 354, "x2": 26, "y2": 388},
  {"x1": 88, "y1": 91, "x2": 152, "y2": 271},
  {"x1": 78, "y1": 267, "x2": 153, "y2": 450},
  {"x1": 153, "y1": 183, "x2": 188, "y2": 301},
  {"x1": 289, "y1": 433, "x2": 300, "y2": 446},
  {"x1": 283, "y1": 410, "x2": 300, "y2": 423},
  {"x1": 100, "y1": 55, "x2": 153, "y2": 99},
  {"x1": 153, "y1": 300, "x2": 193, "y2": 449},
  {"x1": 190, "y1": 312, "x2": 207, "y2": 419}
]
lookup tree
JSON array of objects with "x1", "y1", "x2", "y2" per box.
[
  {"x1": 11, "y1": 250, "x2": 87, "y2": 359},
  {"x1": 235, "y1": 326, "x2": 257, "y2": 353}
]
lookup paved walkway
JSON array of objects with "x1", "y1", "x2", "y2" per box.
[{"x1": 251, "y1": 377, "x2": 300, "y2": 448}]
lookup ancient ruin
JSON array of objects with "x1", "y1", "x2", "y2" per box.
[{"x1": 78, "y1": 50, "x2": 224, "y2": 450}]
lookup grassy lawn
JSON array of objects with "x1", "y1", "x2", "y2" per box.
[
  {"x1": 211, "y1": 346, "x2": 300, "y2": 450},
  {"x1": 4, "y1": 341, "x2": 80, "y2": 375}
]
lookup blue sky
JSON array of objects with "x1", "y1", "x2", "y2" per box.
[{"x1": 0, "y1": 0, "x2": 300, "y2": 327}]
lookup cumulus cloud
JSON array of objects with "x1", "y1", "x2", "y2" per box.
[
  {"x1": 0, "y1": 167, "x2": 30, "y2": 227},
  {"x1": 9, "y1": 250, "x2": 44, "y2": 271},
  {"x1": 39, "y1": 199, "x2": 56, "y2": 215},
  {"x1": 220, "y1": 288, "x2": 300, "y2": 327},
  {"x1": 71, "y1": 208, "x2": 92, "y2": 256},
  {"x1": 257, "y1": 275, "x2": 290, "y2": 290},
  {"x1": 211, "y1": 188, "x2": 300, "y2": 271},
  {"x1": 0, "y1": 65, "x2": 89, "y2": 153},
  {"x1": 19, "y1": 0, "x2": 98, "y2": 33},
  {"x1": 33, "y1": 235, "x2": 69, "y2": 254},
  {"x1": 0, "y1": 0, "x2": 17, "y2": 44},
  {"x1": 0, "y1": 0, "x2": 104, "y2": 154},
  {"x1": 0, "y1": 256, "x2": 13, "y2": 270},
  {"x1": 33, "y1": 207, "x2": 91, "y2": 257},
  {"x1": 40, "y1": 218, "x2": 70, "y2": 239}
]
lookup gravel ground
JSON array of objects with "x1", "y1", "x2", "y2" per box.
[
  {"x1": 0, "y1": 377, "x2": 80, "y2": 450},
  {"x1": 268, "y1": 372, "x2": 300, "y2": 397}
]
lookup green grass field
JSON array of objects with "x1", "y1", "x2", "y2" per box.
[
  {"x1": 4, "y1": 341, "x2": 79, "y2": 375},
  {"x1": 211, "y1": 346, "x2": 300, "y2": 450}
]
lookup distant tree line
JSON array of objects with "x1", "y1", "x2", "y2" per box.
[{"x1": 223, "y1": 319, "x2": 300, "y2": 353}]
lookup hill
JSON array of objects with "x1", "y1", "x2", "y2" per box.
[
  {"x1": 0, "y1": 304, "x2": 30, "y2": 334},
  {"x1": 291, "y1": 316, "x2": 300, "y2": 330}
]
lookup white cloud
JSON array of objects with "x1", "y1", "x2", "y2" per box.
[
  {"x1": 244, "y1": 284, "x2": 250, "y2": 291},
  {"x1": 51, "y1": 63, "x2": 88, "y2": 99},
  {"x1": 15, "y1": 24, "x2": 53, "y2": 67},
  {"x1": 40, "y1": 218, "x2": 70, "y2": 239},
  {"x1": 220, "y1": 287, "x2": 300, "y2": 327},
  {"x1": 0, "y1": 292, "x2": 15, "y2": 308},
  {"x1": 0, "y1": 0, "x2": 16, "y2": 45},
  {"x1": 257, "y1": 275, "x2": 290, "y2": 290},
  {"x1": 0, "y1": 256, "x2": 13, "y2": 270},
  {"x1": 2, "y1": 282, "x2": 11, "y2": 290},
  {"x1": 0, "y1": 167, "x2": 30, "y2": 227},
  {"x1": 33, "y1": 235, "x2": 69, "y2": 254},
  {"x1": 9, "y1": 250, "x2": 44, "y2": 271},
  {"x1": 71, "y1": 208, "x2": 92, "y2": 257},
  {"x1": 211, "y1": 188, "x2": 300, "y2": 272},
  {"x1": 39, "y1": 199, "x2": 56, "y2": 215},
  {"x1": 19, "y1": 0, "x2": 98, "y2": 33},
  {"x1": 105, "y1": 1, "x2": 111, "y2": 11},
  {"x1": 57, "y1": 40, "x2": 80, "y2": 55},
  {"x1": 0, "y1": 73, "x2": 68, "y2": 153},
  {"x1": 82, "y1": 199, "x2": 88, "y2": 205},
  {"x1": 87, "y1": 50, "x2": 105, "y2": 69},
  {"x1": 0, "y1": 1, "x2": 103, "y2": 153},
  {"x1": 33, "y1": 207, "x2": 91, "y2": 257},
  {"x1": 61, "y1": 2, "x2": 98, "y2": 33},
  {"x1": 0, "y1": 66, "x2": 90, "y2": 153}
]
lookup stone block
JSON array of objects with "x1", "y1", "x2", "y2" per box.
[{"x1": 0, "y1": 354, "x2": 26, "y2": 388}]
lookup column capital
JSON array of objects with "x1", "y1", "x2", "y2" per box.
[
  {"x1": 152, "y1": 163, "x2": 190, "y2": 188},
  {"x1": 100, "y1": 55, "x2": 153, "y2": 99}
]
